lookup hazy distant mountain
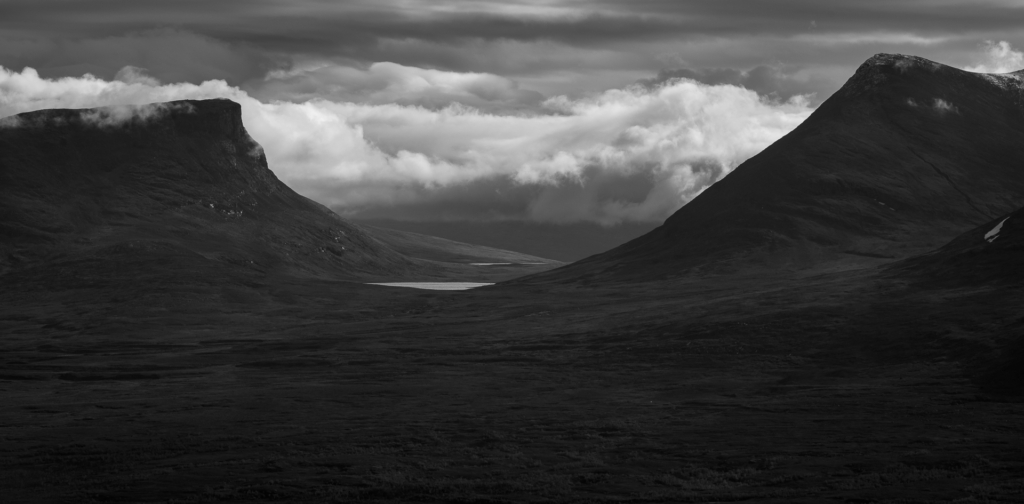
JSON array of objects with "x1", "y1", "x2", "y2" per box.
[
  {"x1": 361, "y1": 224, "x2": 560, "y2": 265},
  {"x1": 0, "y1": 99, "x2": 557, "y2": 284},
  {"x1": 535, "y1": 54, "x2": 1024, "y2": 281},
  {"x1": 351, "y1": 219, "x2": 658, "y2": 263}
]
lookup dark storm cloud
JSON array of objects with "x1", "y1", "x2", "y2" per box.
[
  {"x1": 0, "y1": 27, "x2": 273, "y2": 85},
  {"x1": 324, "y1": 167, "x2": 660, "y2": 224},
  {"x1": 5, "y1": 0, "x2": 1023, "y2": 46},
  {"x1": 3, "y1": 1, "x2": 1022, "y2": 70},
  {"x1": 1, "y1": 0, "x2": 1019, "y2": 101}
]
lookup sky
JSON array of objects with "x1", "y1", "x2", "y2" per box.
[{"x1": 1, "y1": 0, "x2": 1023, "y2": 225}]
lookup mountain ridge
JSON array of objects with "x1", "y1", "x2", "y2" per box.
[
  {"x1": 0, "y1": 99, "x2": 557, "y2": 283},
  {"x1": 525, "y1": 53, "x2": 1024, "y2": 282},
  {"x1": 0, "y1": 99, "x2": 415, "y2": 280}
]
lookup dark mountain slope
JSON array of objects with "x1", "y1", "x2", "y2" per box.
[
  {"x1": 533, "y1": 54, "x2": 1024, "y2": 281},
  {"x1": 890, "y1": 205, "x2": 1024, "y2": 286},
  {"x1": 886, "y1": 205, "x2": 1024, "y2": 394},
  {"x1": 0, "y1": 99, "x2": 420, "y2": 281}
]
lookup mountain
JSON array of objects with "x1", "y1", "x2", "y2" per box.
[
  {"x1": 890, "y1": 205, "x2": 1024, "y2": 286},
  {"x1": 885, "y1": 205, "x2": 1024, "y2": 395},
  {"x1": 352, "y1": 219, "x2": 658, "y2": 262},
  {"x1": 0, "y1": 99, "x2": 557, "y2": 284},
  {"x1": 361, "y1": 224, "x2": 559, "y2": 265},
  {"x1": 533, "y1": 54, "x2": 1024, "y2": 281},
  {"x1": 0, "y1": 99, "x2": 424, "y2": 281}
]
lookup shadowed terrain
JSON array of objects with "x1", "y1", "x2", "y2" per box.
[
  {"x1": 352, "y1": 219, "x2": 659, "y2": 263},
  {"x1": 1, "y1": 55, "x2": 1022, "y2": 503},
  {"x1": 535, "y1": 54, "x2": 1024, "y2": 281},
  {"x1": 0, "y1": 100, "x2": 560, "y2": 284}
]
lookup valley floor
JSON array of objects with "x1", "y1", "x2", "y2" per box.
[{"x1": 1, "y1": 265, "x2": 1022, "y2": 503}]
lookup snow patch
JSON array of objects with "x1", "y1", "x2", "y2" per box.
[{"x1": 984, "y1": 217, "x2": 1009, "y2": 243}]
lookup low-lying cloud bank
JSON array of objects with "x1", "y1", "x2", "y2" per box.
[{"x1": 0, "y1": 63, "x2": 815, "y2": 224}]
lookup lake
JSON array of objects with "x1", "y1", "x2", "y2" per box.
[{"x1": 367, "y1": 282, "x2": 495, "y2": 291}]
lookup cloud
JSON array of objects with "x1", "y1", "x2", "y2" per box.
[
  {"x1": 793, "y1": 32, "x2": 948, "y2": 47},
  {"x1": 932, "y1": 98, "x2": 957, "y2": 114},
  {"x1": 254, "y1": 61, "x2": 545, "y2": 113},
  {"x1": 638, "y1": 64, "x2": 841, "y2": 104},
  {"x1": 0, "y1": 64, "x2": 812, "y2": 225},
  {"x1": 0, "y1": 115, "x2": 23, "y2": 128},
  {"x1": 79, "y1": 102, "x2": 196, "y2": 127},
  {"x1": 1, "y1": 101, "x2": 195, "y2": 128},
  {"x1": 4, "y1": 1, "x2": 1022, "y2": 117},
  {"x1": 6, "y1": 0, "x2": 1023, "y2": 51},
  {"x1": 114, "y1": 66, "x2": 162, "y2": 86},
  {"x1": 964, "y1": 40, "x2": 1024, "y2": 73},
  {"x1": 0, "y1": 28, "x2": 269, "y2": 85}
]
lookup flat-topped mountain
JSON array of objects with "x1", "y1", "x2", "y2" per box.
[
  {"x1": 535, "y1": 54, "x2": 1024, "y2": 281},
  {"x1": 0, "y1": 99, "x2": 421, "y2": 280},
  {"x1": 0, "y1": 99, "x2": 560, "y2": 284}
]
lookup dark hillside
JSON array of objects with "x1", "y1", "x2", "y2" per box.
[
  {"x1": 887, "y1": 205, "x2": 1024, "y2": 394},
  {"x1": 533, "y1": 54, "x2": 1024, "y2": 281},
  {"x1": 0, "y1": 99, "x2": 421, "y2": 281},
  {"x1": 890, "y1": 205, "x2": 1024, "y2": 286}
]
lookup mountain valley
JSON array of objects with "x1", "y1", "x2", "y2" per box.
[{"x1": 1, "y1": 55, "x2": 1023, "y2": 503}]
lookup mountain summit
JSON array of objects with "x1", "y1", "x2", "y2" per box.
[{"x1": 538, "y1": 54, "x2": 1024, "y2": 281}]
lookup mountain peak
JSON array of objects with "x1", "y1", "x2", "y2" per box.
[
  {"x1": 529, "y1": 53, "x2": 1024, "y2": 282},
  {"x1": 861, "y1": 53, "x2": 943, "y2": 71},
  {"x1": 838, "y1": 54, "x2": 949, "y2": 98},
  {"x1": 841, "y1": 53, "x2": 1024, "y2": 98}
]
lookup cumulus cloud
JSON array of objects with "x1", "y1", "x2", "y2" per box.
[
  {"x1": 0, "y1": 64, "x2": 813, "y2": 225},
  {"x1": 114, "y1": 66, "x2": 162, "y2": 86},
  {"x1": 964, "y1": 40, "x2": 1024, "y2": 73}
]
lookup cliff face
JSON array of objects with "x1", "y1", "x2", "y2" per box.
[
  {"x1": 534, "y1": 54, "x2": 1024, "y2": 281},
  {"x1": 0, "y1": 99, "x2": 417, "y2": 280}
]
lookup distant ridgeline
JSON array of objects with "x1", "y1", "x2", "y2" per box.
[
  {"x1": 529, "y1": 54, "x2": 1024, "y2": 282},
  {"x1": 0, "y1": 99, "x2": 422, "y2": 280}
]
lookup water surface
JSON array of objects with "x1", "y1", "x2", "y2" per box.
[{"x1": 367, "y1": 282, "x2": 494, "y2": 291}]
